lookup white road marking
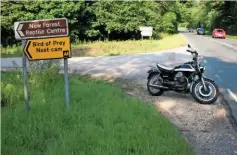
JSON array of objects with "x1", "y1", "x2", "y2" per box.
[
  {"x1": 182, "y1": 33, "x2": 237, "y2": 103},
  {"x1": 215, "y1": 74, "x2": 223, "y2": 83},
  {"x1": 227, "y1": 89, "x2": 237, "y2": 103},
  {"x1": 183, "y1": 33, "x2": 237, "y2": 51},
  {"x1": 206, "y1": 37, "x2": 237, "y2": 51},
  {"x1": 215, "y1": 75, "x2": 237, "y2": 103}
]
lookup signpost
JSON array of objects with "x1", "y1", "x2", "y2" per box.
[
  {"x1": 24, "y1": 37, "x2": 71, "y2": 60},
  {"x1": 14, "y1": 18, "x2": 71, "y2": 111},
  {"x1": 139, "y1": 26, "x2": 153, "y2": 40}
]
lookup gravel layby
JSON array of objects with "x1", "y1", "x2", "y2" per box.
[{"x1": 114, "y1": 78, "x2": 237, "y2": 155}]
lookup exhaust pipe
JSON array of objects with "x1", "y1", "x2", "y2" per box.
[{"x1": 148, "y1": 84, "x2": 169, "y2": 90}]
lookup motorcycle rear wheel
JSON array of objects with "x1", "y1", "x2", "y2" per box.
[
  {"x1": 147, "y1": 74, "x2": 164, "y2": 96},
  {"x1": 191, "y1": 79, "x2": 219, "y2": 104}
]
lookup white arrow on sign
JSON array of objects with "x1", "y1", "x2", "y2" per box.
[
  {"x1": 17, "y1": 23, "x2": 24, "y2": 37},
  {"x1": 14, "y1": 22, "x2": 24, "y2": 39}
]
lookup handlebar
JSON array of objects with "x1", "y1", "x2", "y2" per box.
[
  {"x1": 186, "y1": 44, "x2": 198, "y2": 57},
  {"x1": 187, "y1": 49, "x2": 197, "y2": 54},
  {"x1": 186, "y1": 44, "x2": 202, "y2": 66},
  {"x1": 186, "y1": 50, "x2": 198, "y2": 62}
]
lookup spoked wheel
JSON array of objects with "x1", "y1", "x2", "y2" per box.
[
  {"x1": 147, "y1": 74, "x2": 164, "y2": 96},
  {"x1": 192, "y1": 79, "x2": 219, "y2": 104}
]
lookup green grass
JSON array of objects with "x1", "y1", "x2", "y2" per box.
[
  {"x1": 1, "y1": 34, "x2": 187, "y2": 58},
  {"x1": 226, "y1": 34, "x2": 237, "y2": 40},
  {"x1": 1, "y1": 71, "x2": 194, "y2": 155},
  {"x1": 72, "y1": 34, "x2": 187, "y2": 56}
]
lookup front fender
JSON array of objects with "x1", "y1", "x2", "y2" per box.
[
  {"x1": 189, "y1": 76, "x2": 214, "y2": 93},
  {"x1": 202, "y1": 76, "x2": 214, "y2": 82}
]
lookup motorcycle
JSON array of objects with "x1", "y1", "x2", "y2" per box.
[{"x1": 147, "y1": 44, "x2": 219, "y2": 104}]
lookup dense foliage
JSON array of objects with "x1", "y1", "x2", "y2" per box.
[
  {"x1": 0, "y1": 1, "x2": 181, "y2": 46},
  {"x1": 183, "y1": 0, "x2": 237, "y2": 34},
  {"x1": 1, "y1": 0, "x2": 237, "y2": 47}
]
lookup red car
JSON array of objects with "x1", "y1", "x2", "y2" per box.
[{"x1": 212, "y1": 29, "x2": 226, "y2": 39}]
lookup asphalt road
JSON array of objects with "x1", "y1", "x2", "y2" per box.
[{"x1": 182, "y1": 32, "x2": 237, "y2": 99}]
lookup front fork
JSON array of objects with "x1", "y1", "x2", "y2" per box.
[{"x1": 199, "y1": 74, "x2": 207, "y2": 91}]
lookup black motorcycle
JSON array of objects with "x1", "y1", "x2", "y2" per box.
[{"x1": 147, "y1": 44, "x2": 219, "y2": 104}]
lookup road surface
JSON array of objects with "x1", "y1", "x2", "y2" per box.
[
  {"x1": 183, "y1": 33, "x2": 237, "y2": 97},
  {"x1": 182, "y1": 33, "x2": 237, "y2": 124}
]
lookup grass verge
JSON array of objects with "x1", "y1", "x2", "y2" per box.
[
  {"x1": 226, "y1": 34, "x2": 237, "y2": 40},
  {"x1": 72, "y1": 34, "x2": 187, "y2": 56},
  {"x1": 1, "y1": 45, "x2": 22, "y2": 58},
  {"x1": 1, "y1": 71, "x2": 194, "y2": 155},
  {"x1": 1, "y1": 34, "x2": 187, "y2": 58}
]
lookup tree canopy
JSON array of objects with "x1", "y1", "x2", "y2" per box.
[
  {"x1": 1, "y1": 0, "x2": 237, "y2": 47},
  {"x1": 185, "y1": 0, "x2": 237, "y2": 33}
]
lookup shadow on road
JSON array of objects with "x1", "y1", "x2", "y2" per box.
[
  {"x1": 203, "y1": 56, "x2": 237, "y2": 94},
  {"x1": 69, "y1": 50, "x2": 237, "y2": 95}
]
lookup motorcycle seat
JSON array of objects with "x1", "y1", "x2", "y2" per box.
[{"x1": 157, "y1": 64, "x2": 173, "y2": 72}]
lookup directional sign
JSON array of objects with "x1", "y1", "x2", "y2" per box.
[
  {"x1": 140, "y1": 26, "x2": 153, "y2": 37},
  {"x1": 24, "y1": 37, "x2": 71, "y2": 60},
  {"x1": 14, "y1": 18, "x2": 68, "y2": 40}
]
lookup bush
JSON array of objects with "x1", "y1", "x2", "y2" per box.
[{"x1": 179, "y1": 22, "x2": 188, "y2": 28}]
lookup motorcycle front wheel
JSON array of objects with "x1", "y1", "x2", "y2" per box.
[{"x1": 191, "y1": 78, "x2": 219, "y2": 104}]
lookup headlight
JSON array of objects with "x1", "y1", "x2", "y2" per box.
[{"x1": 200, "y1": 66, "x2": 205, "y2": 73}]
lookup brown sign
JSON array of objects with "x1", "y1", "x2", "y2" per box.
[{"x1": 14, "y1": 18, "x2": 68, "y2": 40}]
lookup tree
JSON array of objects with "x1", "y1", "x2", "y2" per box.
[
  {"x1": 1, "y1": 1, "x2": 192, "y2": 46},
  {"x1": 162, "y1": 12, "x2": 177, "y2": 34},
  {"x1": 185, "y1": 1, "x2": 237, "y2": 34},
  {"x1": 88, "y1": 1, "x2": 163, "y2": 40},
  {"x1": 1, "y1": 1, "x2": 88, "y2": 46}
]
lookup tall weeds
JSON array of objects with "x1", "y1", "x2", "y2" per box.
[{"x1": 1, "y1": 59, "x2": 62, "y2": 107}]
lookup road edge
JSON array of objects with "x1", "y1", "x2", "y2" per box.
[
  {"x1": 181, "y1": 33, "x2": 237, "y2": 131},
  {"x1": 219, "y1": 88, "x2": 237, "y2": 131}
]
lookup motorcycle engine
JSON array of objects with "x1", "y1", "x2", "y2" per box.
[
  {"x1": 175, "y1": 72, "x2": 185, "y2": 82},
  {"x1": 174, "y1": 72, "x2": 188, "y2": 89}
]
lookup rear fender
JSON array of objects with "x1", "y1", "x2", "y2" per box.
[{"x1": 147, "y1": 66, "x2": 160, "y2": 79}]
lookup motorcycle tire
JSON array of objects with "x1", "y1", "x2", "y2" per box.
[
  {"x1": 147, "y1": 73, "x2": 164, "y2": 96},
  {"x1": 191, "y1": 78, "x2": 219, "y2": 104}
]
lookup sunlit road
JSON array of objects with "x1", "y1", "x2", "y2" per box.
[{"x1": 183, "y1": 33, "x2": 237, "y2": 98}]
